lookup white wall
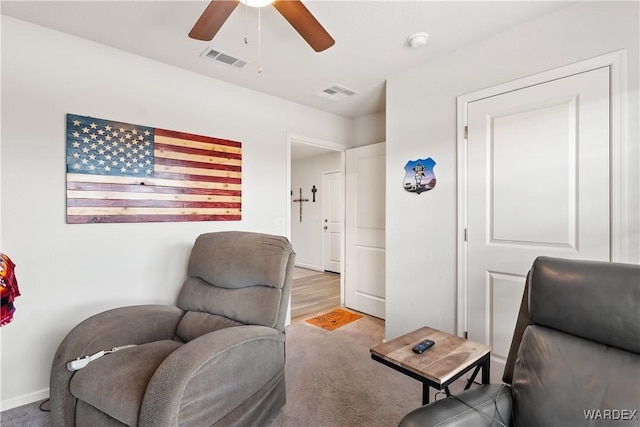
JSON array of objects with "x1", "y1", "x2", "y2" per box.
[
  {"x1": 291, "y1": 151, "x2": 341, "y2": 269},
  {"x1": 385, "y1": 1, "x2": 639, "y2": 340},
  {"x1": 353, "y1": 111, "x2": 386, "y2": 147},
  {"x1": 0, "y1": 16, "x2": 352, "y2": 409}
]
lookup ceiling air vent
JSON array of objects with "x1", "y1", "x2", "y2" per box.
[
  {"x1": 200, "y1": 47, "x2": 248, "y2": 70},
  {"x1": 316, "y1": 84, "x2": 359, "y2": 102}
]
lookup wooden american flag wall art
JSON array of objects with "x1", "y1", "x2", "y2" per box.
[{"x1": 66, "y1": 114, "x2": 242, "y2": 224}]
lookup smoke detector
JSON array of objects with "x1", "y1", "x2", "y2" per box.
[{"x1": 408, "y1": 32, "x2": 429, "y2": 48}]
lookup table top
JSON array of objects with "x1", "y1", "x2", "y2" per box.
[{"x1": 370, "y1": 326, "x2": 491, "y2": 385}]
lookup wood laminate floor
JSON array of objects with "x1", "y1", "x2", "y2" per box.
[{"x1": 291, "y1": 267, "x2": 341, "y2": 323}]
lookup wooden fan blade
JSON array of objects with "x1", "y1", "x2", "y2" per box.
[
  {"x1": 272, "y1": 0, "x2": 335, "y2": 52},
  {"x1": 189, "y1": 0, "x2": 239, "y2": 41}
]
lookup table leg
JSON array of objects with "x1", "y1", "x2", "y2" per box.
[
  {"x1": 464, "y1": 365, "x2": 482, "y2": 390},
  {"x1": 482, "y1": 354, "x2": 490, "y2": 384},
  {"x1": 463, "y1": 354, "x2": 491, "y2": 390},
  {"x1": 422, "y1": 382, "x2": 430, "y2": 405}
]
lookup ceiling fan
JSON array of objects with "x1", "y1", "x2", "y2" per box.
[{"x1": 189, "y1": 0, "x2": 335, "y2": 52}]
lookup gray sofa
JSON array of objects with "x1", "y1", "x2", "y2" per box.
[
  {"x1": 399, "y1": 256, "x2": 640, "y2": 427},
  {"x1": 50, "y1": 231, "x2": 295, "y2": 427}
]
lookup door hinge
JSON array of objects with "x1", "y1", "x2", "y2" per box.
[
  {"x1": 464, "y1": 228, "x2": 468, "y2": 242},
  {"x1": 464, "y1": 125, "x2": 468, "y2": 140}
]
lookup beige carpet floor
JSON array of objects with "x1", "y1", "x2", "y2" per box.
[
  {"x1": 2, "y1": 313, "x2": 473, "y2": 426},
  {"x1": 265, "y1": 314, "x2": 422, "y2": 426}
]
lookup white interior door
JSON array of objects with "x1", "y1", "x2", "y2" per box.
[
  {"x1": 465, "y1": 67, "x2": 611, "y2": 376},
  {"x1": 323, "y1": 171, "x2": 342, "y2": 273},
  {"x1": 345, "y1": 142, "x2": 386, "y2": 319}
]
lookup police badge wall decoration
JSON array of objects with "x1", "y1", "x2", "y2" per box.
[{"x1": 403, "y1": 158, "x2": 436, "y2": 194}]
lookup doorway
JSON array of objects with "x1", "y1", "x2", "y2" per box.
[{"x1": 288, "y1": 134, "x2": 345, "y2": 317}]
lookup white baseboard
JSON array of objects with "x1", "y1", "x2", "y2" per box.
[
  {"x1": 1, "y1": 388, "x2": 49, "y2": 412},
  {"x1": 295, "y1": 262, "x2": 323, "y2": 271}
]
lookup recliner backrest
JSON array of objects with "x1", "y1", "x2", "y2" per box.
[
  {"x1": 175, "y1": 231, "x2": 295, "y2": 342},
  {"x1": 528, "y1": 256, "x2": 640, "y2": 353},
  {"x1": 510, "y1": 256, "x2": 640, "y2": 427}
]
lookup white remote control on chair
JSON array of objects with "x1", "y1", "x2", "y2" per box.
[
  {"x1": 66, "y1": 345, "x2": 137, "y2": 371},
  {"x1": 66, "y1": 350, "x2": 106, "y2": 371}
]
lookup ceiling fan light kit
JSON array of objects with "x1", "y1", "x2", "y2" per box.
[
  {"x1": 189, "y1": 0, "x2": 335, "y2": 52},
  {"x1": 408, "y1": 32, "x2": 429, "y2": 48},
  {"x1": 240, "y1": 0, "x2": 273, "y2": 7}
]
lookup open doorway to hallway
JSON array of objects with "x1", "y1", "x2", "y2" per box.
[{"x1": 289, "y1": 136, "x2": 344, "y2": 320}]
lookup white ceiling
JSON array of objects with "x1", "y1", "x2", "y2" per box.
[{"x1": 1, "y1": 0, "x2": 571, "y2": 122}]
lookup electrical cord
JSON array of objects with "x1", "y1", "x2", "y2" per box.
[
  {"x1": 38, "y1": 398, "x2": 51, "y2": 412},
  {"x1": 434, "y1": 390, "x2": 448, "y2": 401},
  {"x1": 449, "y1": 384, "x2": 511, "y2": 427}
]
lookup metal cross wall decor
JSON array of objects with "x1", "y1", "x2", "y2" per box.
[{"x1": 292, "y1": 187, "x2": 309, "y2": 222}]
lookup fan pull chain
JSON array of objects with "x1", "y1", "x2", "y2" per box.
[
  {"x1": 257, "y1": 7, "x2": 263, "y2": 74},
  {"x1": 244, "y1": 1, "x2": 248, "y2": 44}
]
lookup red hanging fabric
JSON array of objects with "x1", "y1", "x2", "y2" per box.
[{"x1": 1, "y1": 253, "x2": 21, "y2": 326}]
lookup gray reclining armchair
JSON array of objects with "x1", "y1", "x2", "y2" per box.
[
  {"x1": 399, "y1": 256, "x2": 640, "y2": 427},
  {"x1": 50, "y1": 231, "x2": 295, "y2": 427}
]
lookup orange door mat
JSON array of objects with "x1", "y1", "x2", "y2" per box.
[{"x1": 306, "y1": 308, "x2": 363, "y2": 331}]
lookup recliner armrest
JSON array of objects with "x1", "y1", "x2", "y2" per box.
[
  {"x1": 399, "y1": 384, "x2": 512, "y2": 427},
  {"x1": 140, "y1": 325, "x2": 285, "y2": 427},
  {"x1": 50, "y1": 304, "x2": 184, "y2": 427}
]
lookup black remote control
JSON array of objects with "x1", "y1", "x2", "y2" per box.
[{"x1": 412, "y1": 339, "x2": 435, "y2": 354}]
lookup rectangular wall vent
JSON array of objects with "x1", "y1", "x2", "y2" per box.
[
  {"x1": 200, "y1": 47, "x2": 248, "y2": 70},
  {"x1": 316, "y1": 84, "x2": 359, "y2": 102}
]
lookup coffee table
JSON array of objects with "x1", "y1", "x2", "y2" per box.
[{"x1": 370, "y1": 326, "x2": 491, "y2": 404}]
